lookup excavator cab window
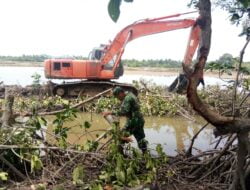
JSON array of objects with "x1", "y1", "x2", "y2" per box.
[
  {"x1": 94, "y1": 50, "x2": 103, "y2": 60},
  {"x1": 62, "y1": 62, "x2": 70, "y2": 67},
  {"x1": 88, "y1": 48, "x2": 104, "y2": 60},
  {"x1": 103, "y1": 54, "x2": 116, "y2": 70},
  {"x1": 53, "y1": 62, "x2": 61, "y2": 70}
]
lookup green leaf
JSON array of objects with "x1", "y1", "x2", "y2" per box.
[
  {"x1": 156, "y1": 144, "x2": 166, "y2": 158},
  {"x1": 124, "y1": 0, "x2": 133, "y2": 2},
  {"x1": 58, "y1": 138, "x2": 67, "y2": 149},
  {"x1": 84, "y1": 140, "x2": 99, "y2": 151},
  {"x1": 84, "y1": 121, "x2": 91, "y2": 129},
  {"x1": 108, "y1": 0, "x2": 121, "y2": 22},
  {"x1": 0, "y1": 172, "x2": 8, "y2": 181},
  {"x1": 72, "y1": 164, "x2": 85, "y2": 185},
  {"x1": 146, "y1": 159, "x2": 154, "y2": 169},
  {"x1": 115, "y1": 170, "x2": 126, "y2": 183},
  {"x1": 39, "y1": 117, "x2": 47, "y2": 126},
  {"x1": 239, "y1": 0, "x2": 249, "y2": 8},
  {"x1": 126, "y1": 167, "x2": 133, "y2": 178},
  {"x1": 92, "y1": 184, "x2": 103, "y2": 190},
  {"x1": 31, "y1": 155, "x2": 43, "y2": 173},
  {"x1": 231, "y1": 13, "x2": 240, "y2": 21}
]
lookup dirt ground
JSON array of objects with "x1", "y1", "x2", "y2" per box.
[{"x1": 124, "y1": 67, "x2": 237, "y2": 79}]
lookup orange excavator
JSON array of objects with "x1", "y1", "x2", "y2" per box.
[{"x1": 44, "y1": 12, "x2": 201, "y2": 97}]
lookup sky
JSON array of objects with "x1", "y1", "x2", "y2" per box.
[{"x1": 0, "y1": 0, "x2": 249, "y2": 61}]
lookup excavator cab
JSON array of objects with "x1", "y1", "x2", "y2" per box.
[
  {"x1": 88, "y1": 45, "x2": 124, "y2": 78},
  {"x1": 88, "y1": 47, "x2": 105, "y2": 60}
]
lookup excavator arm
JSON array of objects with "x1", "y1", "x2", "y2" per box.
[{"x1": 100, "y1": 12, "x2": 201, "y2": 74}]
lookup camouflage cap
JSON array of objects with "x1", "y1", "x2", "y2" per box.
[{"x1": 113, "y1": 86, "x2": 124, "y2": 96}]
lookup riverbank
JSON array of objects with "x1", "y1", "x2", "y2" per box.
[
  {"x1": 124, "y1": 66, "x2": 236, "y2": 78},
  {"x1": 0, "y1": 61, "x2": 43, "y2": 67},
  {"x1": 0, "y1": 61, "x2": 236, "y2": 79}
]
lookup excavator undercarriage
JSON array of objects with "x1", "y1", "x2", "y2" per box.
[{"x1": 50, "y1": 80, "x2": 138, "y2": 97}]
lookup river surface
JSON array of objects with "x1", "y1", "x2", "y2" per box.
[
  {"x1": 0, "y1": 66, "x2": 229, "y2": 87},
  {"x1": 1, "y1": 66, "x2": 226, "y2": 155},
  {"x1": 45, "y1": 113, "x2": 221, "y2": 156}
]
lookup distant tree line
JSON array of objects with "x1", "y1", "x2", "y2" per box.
[
  {"x1": 0, "y1": 54, "x2": 249, "y2": 73},
  {"x1": 122, "y1": 59, "x2": 182, "y2": 68},
  {"x1": 0, "y1": 54, "x2": 87, "y2": 62},
  {"x1": 0, "y1": 55, "x2": 51, "y2": 62},
  {"x1": 206, "y1": 53, "x2": 250, "y2": 75}
]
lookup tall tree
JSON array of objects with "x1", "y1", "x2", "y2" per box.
[
  {"x1": 187, "y1": 1, "x2": 250, "y2": 190},
  {"x1": 108, "y1": 0, "x2": 250, "y2": 189}
]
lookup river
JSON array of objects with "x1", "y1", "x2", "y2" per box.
[
  {"x1": 45, "y1": 113, "x2": 222, "y2": 156},
  {"x1": 1, "y1": 66, "x2": 227, "y2": 155},
  {"x1": 0, "y1": 66, "x2": 229, "y2": 87}
]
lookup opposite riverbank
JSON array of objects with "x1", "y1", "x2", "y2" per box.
[{"x1": 0, "y1": 61, "x2": 236, "y2": 79}]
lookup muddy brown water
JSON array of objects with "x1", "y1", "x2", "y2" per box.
[{"x1": 46, "y1": 113, "x2": 222, "y2": 156}]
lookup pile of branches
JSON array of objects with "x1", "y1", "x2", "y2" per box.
[
  {"x1": 0, "y1": 84, "x2": 249, "y2": 190},
  {"x1": 158, "y1": 136, "x2": 241, "y2": 190},
  {"x1": 1, "y1": 132, "x2": 247, "y2": 190}
]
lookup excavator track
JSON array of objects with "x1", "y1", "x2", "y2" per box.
[{"x1": 50, "y1": 80, "x2": 138, "y2": 97}]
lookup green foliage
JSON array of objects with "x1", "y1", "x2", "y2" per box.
[
  {"x1": 108, "y1": 0, "x2": 133, "y2": 22},
  {"x1": 91, "y1": 122, "x2": 168, "y2": 188},
  {"x1": 72, "y1": 164, "x2": 85, "y2": 185},
  {"x1": 27, "y1": 116, "x2": 47, "y2": 130},
  {"x1": 108, "y1": 0, "x2": 121, "y2": 22},
  {"x1": 0, "y1": 114, "x2": 47, "y2": 178},
  {"x1": 206, "y1": 53, "x2": 250, "y2": 76},
  {"x1": 31, "y1": 73, "x2": 41, "y2": 88},
  {"x1": 83, "y1": 140, "x2": 99, "y2": 151},
  {"x1": 0, "y1": 54, "x2": 87, "y2": 63},
  {"x1": 14, "y1": 95, "x2": 71, "y2": 115},
  {"x1": 122, "y1": 59, "x2": 182, "y2": 68},
  {"x1": 0, "y1": 54, "x2": 51, "y2": 62},
  {"x1": 95, "y1": 96, "x2": 120, "y2": 113},
  {"x1": 140, "y1": 94, "x2": 178, "y2": 116},
  {"x1": 214, "y1": 0, "x2": 250, "y2": 37},
  {"x1": 243, "y1": 77, "x2": 250, "y2": 90},
  {"x1": 53, "y1": 105, "x2": 77, "y2": 148},
  {"x1": 82, "y1": 121, "x2": 91, "y2": 129},
  {"x1": 0, "y1": 172, "x2": 8, "y2": 181},
  {"x1": 206, "y1": 53, "x2": 235, "y2": 75},
  {"x1": 31, "y1": 155, "x2": 43, "y2": 173}
]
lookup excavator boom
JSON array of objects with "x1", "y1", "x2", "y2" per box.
[{"x1": 101, "y1": 17, "x2": 200, "y2": 69}]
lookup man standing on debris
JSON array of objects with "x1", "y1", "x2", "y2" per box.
[{"x1": 103, "y1": 86, "x2": 147, "y2": 153}]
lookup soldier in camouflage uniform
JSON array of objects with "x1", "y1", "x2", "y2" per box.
[{"x1": 103, "y1": 86, "x2": 147, "y2": 153}]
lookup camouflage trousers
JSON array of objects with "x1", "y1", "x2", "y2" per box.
[{"x1": 123, "y1": 116, "x2": 147, "y2": 153}]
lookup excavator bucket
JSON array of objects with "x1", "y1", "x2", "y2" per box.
[
  {"x1": 168, "y1": 73, "x2": 205, "y2": 94},
  {"x1": 168, "y1": 73, "x2": 189, "y2": 94}
]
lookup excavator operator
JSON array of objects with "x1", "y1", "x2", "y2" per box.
[{"x1": 103, "y1": 86, "x2": 148, "y2": 153}]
